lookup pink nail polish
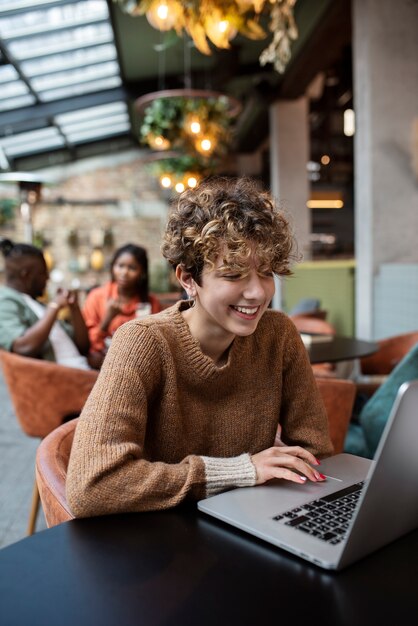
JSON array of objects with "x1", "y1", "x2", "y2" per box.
[{"x1": 315, "y1": 458, "x2": 321, "y2": 465}]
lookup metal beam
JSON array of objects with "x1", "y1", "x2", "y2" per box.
[{"x1": 0, "y1": 86, "x2": 127, "y2": 131}]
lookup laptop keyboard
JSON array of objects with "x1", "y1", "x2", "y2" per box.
[{"x1": 272, "y1": 481, "x2": 365, "y2": 545}]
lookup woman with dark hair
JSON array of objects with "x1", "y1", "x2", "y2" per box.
[
  {"x1": 83, "y1": 243, "x2": 161, "y2": 368},
  {"x1": 0, "y1": 239, "x2": 90, "y2": 368}
]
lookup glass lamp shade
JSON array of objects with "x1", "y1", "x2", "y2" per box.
[
  {"x1": 204, "y1": 13, "x2": 238, "y2": 48},
  {"x1": 90, "y1": 248, "x2": 105, "y2": 272},
  {"x1": 145, "y1": 0, "x2": 178, "y2": 31}
]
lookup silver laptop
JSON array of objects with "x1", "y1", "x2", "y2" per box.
[{"x1": 198, "y1": 380, "x2": 418, "y2": 570}]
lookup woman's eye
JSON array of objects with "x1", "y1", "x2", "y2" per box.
[{"x1": 223, "y1": 274, "x2": 241, "y2": 281}]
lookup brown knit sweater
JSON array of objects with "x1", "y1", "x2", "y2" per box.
[{"x1": 66, "y1": 301, "x2": 333, "y2": 517}]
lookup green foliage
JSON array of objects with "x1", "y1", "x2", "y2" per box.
[
  {"x1": 0, "y1": 198, "x2": 16, "y2": 226},
  {"x1": 146, "y1": 154, "x2": 215, "y2": 178},
  {"x1": 139, "y1": 95, "x2": 232, "y2": 157}
]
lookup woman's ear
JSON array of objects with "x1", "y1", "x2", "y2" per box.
[{"x1": 175, "y1": 266, "x2": 197, "y2": 298}]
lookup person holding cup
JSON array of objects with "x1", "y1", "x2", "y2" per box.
[
  {"x1": 0, "y1": 239, "x2": 90, "y2": 369},
  {"x1": 82, "y1": 243, "x2": 161, "y2": 369}
]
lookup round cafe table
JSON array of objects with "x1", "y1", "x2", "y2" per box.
[
  {"x1": 305, "y1": 336, "x2": 378, "y2": 364},
  {"x1": 0, "y1": 506, "x2": 418, "y2": 626}
]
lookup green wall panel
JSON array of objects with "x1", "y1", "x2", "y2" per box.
[{"x1": 282, "y1": 260, "x2": 356, "y2": 336}]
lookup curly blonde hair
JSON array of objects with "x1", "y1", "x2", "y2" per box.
[{"x1": 161, "y1": 176, "x2": 297, "y2": 282}]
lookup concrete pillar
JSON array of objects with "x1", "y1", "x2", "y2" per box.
[
  {"x1": 269, "y1": 97, "x2": 311, "y2": 309},
  {"x1": 353, "y1": 0, "x2": 418, "y2": 338}
]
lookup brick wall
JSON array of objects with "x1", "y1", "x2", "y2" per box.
[{"x1": 0, "y1": 151, "x2": 180, "y2": 300}]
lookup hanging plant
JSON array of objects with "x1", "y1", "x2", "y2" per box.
[
  {"x1": 139, "y1": 94, "x2": 234, "y2": 159},
  {"x1": 0, "y1": 198, "x2": 16, "y2": 226}
]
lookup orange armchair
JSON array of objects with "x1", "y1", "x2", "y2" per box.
[
  {"x1": 0, "y1": 351, "x2": 98, "y2": 533},
  {"x1": 36, "y1": 418, "x2": 77, "y2": 528},
  {"x1": 290, "y1": 315, "x2": 336, "y2": 336},
  {"x1": 360, "y1": 331, "x2": 418, "y2": 376},
  {"x1": 357, "y1": 331, "x2": 418, "y2": 398},
  {"x1": 316, "y1": 377, "x2": 356, "y2": 454}
]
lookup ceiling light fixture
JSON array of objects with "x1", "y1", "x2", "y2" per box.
[
  {"x1": 136, "y1": 89, "x2": 242, "y2": 190},
  {"x1": 114, "y1": 0, "x2": 298, "y2": 73},
  {"x1": 344, "y1": 109, "x2": 355, "y2": 137},
  {"x1": 307, "y1": 191, "x2": 344, "y2": 210}
]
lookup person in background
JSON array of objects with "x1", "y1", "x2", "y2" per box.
[
  {"x1": 67, "y1": 176, "x2": 333, "y2": 519},
  {"x1": 0, "y1": 239, "x2": 90, "y2": 369},
  {"x1": 82, "y1": 243, "x2": 161, "y2": 369}
]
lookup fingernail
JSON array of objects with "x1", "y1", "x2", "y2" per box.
[
  {"x1": 300, "y1": 476, "x2": 307, "y2": 482},
  {"x1": 319, "y1": 473, "x2": 326, "y2": 480},
  {"x1": 315, "y1": 458, "x2": 321, "y2": 465}
]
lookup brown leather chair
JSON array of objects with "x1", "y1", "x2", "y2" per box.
[
  {"x1": 290, "y1": 315, "x2": 336, "y2": 336},
  {"x1": 35, "y1": 418, "x2": 78, "y2": 528},
  {"x1": 292, "y1": 309, "x2": 328, "y2": 320},
  {"x1": 360, "y1": 331, "x2": 418, "y2": 376},
  {"x1": 357, "y1": 331, "x2": 418, "y2": 398},
  {"x1": 0, "y1": 351, "x2": 98, "y2": 533},
  {"x1": 315, "y1": 377, "x2": 356, "y2": 454}
]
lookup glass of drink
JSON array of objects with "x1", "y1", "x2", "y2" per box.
[{"x1": 135, "y1": 302, "x2": 152, "y2": 319}]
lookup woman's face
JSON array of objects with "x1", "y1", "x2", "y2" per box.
[
  {"x1": 191, "y1": 247, "x2": 275, "y2": 342},
  {"x1": 112, "y1": 252, "x2": 142, "y2": 289}
]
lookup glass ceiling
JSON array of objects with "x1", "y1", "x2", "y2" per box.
[{"x1": 0, "y1": 0, "x2": 131, "y2": 170}]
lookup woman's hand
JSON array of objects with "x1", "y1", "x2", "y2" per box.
[
  {"x1": 251, "y1": 446, "x2": 326, "y2": 485},
  {"x1": 105, "y1": 298, "x2": 124, "y2": 318}
]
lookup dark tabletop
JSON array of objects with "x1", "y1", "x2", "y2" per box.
[
  {"x1": 307, "y1": 336, "x2": 378, "y2": 364},
  {"x1": 1, "y1": 505, "x2": 418, "y2": 626}
]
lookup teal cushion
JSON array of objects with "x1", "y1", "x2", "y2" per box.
[
  {"x1": 344, "y1": 422, "x2": 369, "y2": 457},
  {"x1": 346, "y1": 342, "x2": 418, "y2": 458}
]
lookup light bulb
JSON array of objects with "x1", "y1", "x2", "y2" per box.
[
  {"x1": 187, "y1": 176, "x2": 198, "y2": 188},
  {"x1": 204, "y1": 13, "x2": 237, "y2": 48},
  {"x1": 184, "y1": 114, "x2": 202, "y2": 136},
  {"x1": 175, "y1": 182, "x2": 185, "y2": 193},
  {"x1": 344, "y1": 109, "x2": 355, "y2": 137},
  {"x1": 200, "y1": 138, "x2": 212, "y2": 152},
  {"x1": 190, "y1": 121, "x2": 201, "y2": 134},
  {"x1": 43, "y1": 249, "x2": 54, "y2": 271},
  {"x1": 160, "y1": 175, "x2": 172, "y2": 188},
  {"x1": 90, "y1": 248, "x2": 105, "y2": 272},
  {"x1": 147, "y1": 133, "x2": 170, "y2": 150},
  {"x1": 146, "y1": 0, "x2": 177, "y2": 31}
]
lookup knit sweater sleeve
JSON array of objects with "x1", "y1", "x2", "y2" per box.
[{"x1": 66, "y1": 319, "x2": 255, "y2": 517}]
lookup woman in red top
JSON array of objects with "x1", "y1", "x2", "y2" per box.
[{"x1": 83, "y1": 244, "x2": 161, "y2": 368}]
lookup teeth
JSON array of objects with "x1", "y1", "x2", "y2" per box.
[{"x1": 234, "y1": 305, "x2": 258, "y2": 315}]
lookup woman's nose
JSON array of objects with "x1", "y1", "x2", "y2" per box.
[{"x1": 242, "y1": 272, "x2": 265, "y2": 300}]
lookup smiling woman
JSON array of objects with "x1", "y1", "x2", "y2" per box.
[
  {"x1": 66, "y1": 176, "x2": 333, "y2": 519},
  {"x1": 82, "y1": 243, "x2": 161, "y2": 369}
]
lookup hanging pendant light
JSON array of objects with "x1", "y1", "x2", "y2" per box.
[
  {"x1": 145, "y1": 0, "x2": 179, "y2": 31},
  {"x1": 114, "y1": 0, "x2": 298, "y2": 74}
]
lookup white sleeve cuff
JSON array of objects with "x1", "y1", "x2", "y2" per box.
[{"x1": 200, "y1": 453, "x2": 257, "y2": 498}]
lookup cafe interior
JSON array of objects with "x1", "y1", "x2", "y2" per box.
[{"x1": 0, "y1": 0, "x2": 418, "y2": 621}]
